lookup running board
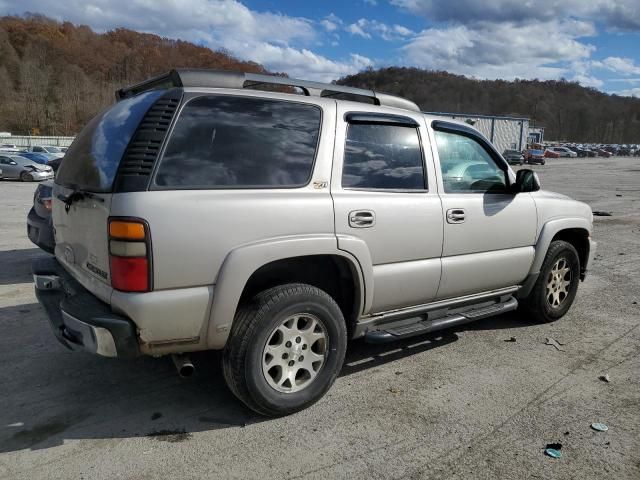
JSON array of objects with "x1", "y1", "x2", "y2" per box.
[{"x1": 364, "y1": 297, "x2": 518, "y2": 344}]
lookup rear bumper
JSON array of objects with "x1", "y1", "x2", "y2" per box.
[
  {"x1": 27, "y1": 208, "x2": 55, "y2": 254},
  {"x1": 32, "y1": 256, "x2": 139, "y2": 358}
]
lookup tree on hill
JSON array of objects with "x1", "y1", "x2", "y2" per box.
[
  {"x1": 337, "y1": 67, "x2": 640, "y2": 143},
  {"x1": 0, "y1": 14, "x2": 273, "y2": 135}
]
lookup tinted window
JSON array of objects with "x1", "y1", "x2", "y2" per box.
[
  {"x1": 434, "y1": 130, "x2": 507, "y2": 193},
  {"x1": 56, "y1": 90, "x2": 164, "y2": 192},
  {"x1": 342, "y1": 123, "x2": 424, "y2": 190},
  {"x1": 154, "y1": 96, "x2": 321, "y2": 188}
]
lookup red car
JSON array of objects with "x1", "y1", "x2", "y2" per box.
[
  {"x1": 597, "y1": 148, "x2": 612, "y2": 158},
  {"x1": 524, "y1": 149, "x2": 546, "y2": 165},
  {"x1": 544, "y1": 149, "x2": 561, "y2": 158}
]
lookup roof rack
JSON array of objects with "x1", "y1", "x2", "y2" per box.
[{"x1": 116, "y1": 69, "x2": 420, "y2": 112}]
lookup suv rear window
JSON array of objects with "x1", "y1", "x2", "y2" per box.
[
  {"x1": 56, "y1": 90, "x2": 164, "y2": 192},
  {"x1": 153, "y1": 96, "x2": 321, "y2": 189}
]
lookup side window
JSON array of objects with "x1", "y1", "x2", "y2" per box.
[
  {"x1": 434, "y1": 130, "x2": 507, "y2": 193},
  {"x1": 33, "y1": 147, "x2": 43, "y2": 152},
  {"x1": 342, "y1": 123, "x2": 425, "y2": 190},
  {"x1": 154, "y1": 96, "x2": 321, "y2": 188}
]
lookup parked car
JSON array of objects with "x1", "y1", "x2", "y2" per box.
[
  {"x1": 524, "y1": 149, "x2": 546, "y2": 165},
  {"x1": 33, "y1": 69, "x2": 597, "y2": 416},
  {"x1": 18, "y1": 152, "x2": 51, "y2": 165},
  {"x1": 597, "y1": 148, "x2": 612, "y2": 158},
  {"x1": 0, "y1": 154, "x2": 54, "y2": 181},
  {"x1": 548, "y1": 146, "x2": 577, "y2": 158},
  {"x1": 582, "y1": 148, "x2": 597, "y2": 157},
  {"x1": 0, "y1": 167, "x2": 3, "y2": 178},
  {"x1": 0, "y1": 143, "x2": 21, "y2": 152},
  {"x1": 502, "y1": 149, "x2": 525, "y2": 165},
  {"x1": 567, "y1": 146, "x2": 588, "y2": 158},
  {"x1": 544, "y1": 149, "x2": 561, "y2": 158},
  {"x1": 28, "y1": 145, "x2": 65, "y2": 158},
  {"x1": 27, "y1": 181, "x2": 55, "y2": 253},
  {"x1": 47, "y1": 157, "x2": 63, "y2": 172}
]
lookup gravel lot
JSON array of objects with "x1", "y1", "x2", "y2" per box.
[{"x1": 0, "y1": 157, "x2": 638, "y2": 480}]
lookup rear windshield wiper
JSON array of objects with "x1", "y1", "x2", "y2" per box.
[{"x1": 57, "y1": 189, "x2": 104, "y2": 212}]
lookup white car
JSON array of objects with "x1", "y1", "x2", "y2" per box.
[{"x1": 549, "y1": 147, "x2": 577, "y2": 158}]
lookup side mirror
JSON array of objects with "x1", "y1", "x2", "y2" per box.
[{"x1": 513, "y1": 169, "x2": 541, "y2": 193}]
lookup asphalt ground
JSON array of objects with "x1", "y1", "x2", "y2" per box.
[{"x1": 0, "y1": 156, "x2": 638, "y2": 479}]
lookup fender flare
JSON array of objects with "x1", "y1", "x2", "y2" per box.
[
  {"x1": 205, "y1": 234, "x2": 372, "y2": 349},
  {"x1": 529, "y1": 217, "x2": 592, "y2": 275}
]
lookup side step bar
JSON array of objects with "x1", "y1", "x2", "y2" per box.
[{"x1": 364, "y1": 297, "x2": 518, "y2": 344}]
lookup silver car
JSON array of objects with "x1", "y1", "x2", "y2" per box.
[
  {"x1": 0, "y1": 154, "x2": 54, "y2": 181},
  {"x1": 32, "y1": 69, "x2": 596, "y2": 416}
]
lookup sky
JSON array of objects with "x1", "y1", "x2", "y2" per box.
[{"x1": 1, "y1": 0, "x2": 640, "y2": 96}]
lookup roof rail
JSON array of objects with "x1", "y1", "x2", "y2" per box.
[{"x1": 116, "y1": 69, "x2": 420, "y2": 112}]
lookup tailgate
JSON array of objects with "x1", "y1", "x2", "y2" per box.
[{"x1": 53, "y1": 185, "x2": 114, "y2": 303}]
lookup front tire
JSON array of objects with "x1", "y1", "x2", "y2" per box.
[
  {"x1": 20, "y1": 171, "x2": 33, "y2": 182},
  {"x1": 520, "y1": 240, "x2": 580, "y2": 323},
  {"x1": 222, "y1": 283, "x2": 347, "y2": 417}
]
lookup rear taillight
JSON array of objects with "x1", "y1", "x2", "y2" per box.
[{"x1": 108, "y1": 218, "x2": 151, "y2": 292}]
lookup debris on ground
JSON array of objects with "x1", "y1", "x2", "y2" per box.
[
  {"x1": 394, "y1": 371, "x2": 403, "y2": 375},
  {"x1": 592, "y1": 211, "x2": 612, "y2": 216},
  {"x1": 616, "y1": 194, "x2": 622, "y2": 197},
  {"x1": 545, "y1": 443, "x2": 562, "y2": 458},
  {"x1": 545, "y1": 337, "x2": 565, "y2": 351},
  {"x1": 388, "y1": 387, "x2": 401, "y2": 394},
  {"x1": 591, "y1": 423, "x2": 609, "y2": 432},
  {"x1": 598, "y1": 374, "x2": 610, "y2": 383},
  {"x1": 504, "y1": 337, "x2": 517, "y2": 342}
]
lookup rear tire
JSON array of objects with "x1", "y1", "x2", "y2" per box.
[
  {"x1": 520, "y1": 240, "x2": 580, "y2": 323},
  {"x1": 222, "y1": 283, "x2": 347, "y2": 417}
]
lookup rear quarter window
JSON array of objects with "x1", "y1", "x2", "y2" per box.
[
  {"x1": 153, "y1": 95, "x2": 321, "y2": 189},
  {"x1": 56, "y1": 90, "x2": 164, "y2": 192}
]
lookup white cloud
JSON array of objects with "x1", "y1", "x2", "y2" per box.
[
  {"x1": 613, "y1": 87, "x2": 640, "y2": 97},
  {"x1": 596, "y1": 57, "x2": 640, "y2": 75},
  {"x1": 571, "y1": 75, "x2": 604, "y2": 88},
  {"x1": 346, "y1": 18, "x2": 415, "y2": 41},
  {"x1": 402, "y1": 20, "x2": 595, "y2": 80},
  {"x1": 0, "y1": 0, "x2": 372, "y2": 81},
  {"x1": 346, "y1": 20, "x2": 371, "y2": 39},
  {"x1": 391, "y1": 0, "x2": 640, "y2": 31},
  {"x1": 364, "y1": 0, "x2": 378, "y2": 5}
]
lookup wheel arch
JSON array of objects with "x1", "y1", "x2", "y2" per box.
[
  {"x1": 206, "y1": 235, "x2": 369, "y2": 349},
  {"x1": 530, "y1": 218, "x2": 591, "y2": 276}
]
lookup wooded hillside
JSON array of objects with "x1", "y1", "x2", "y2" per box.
[
  {"x1": 338, "y1": 67, "x2": 640, "y2": 143},
  {"x1": 0, "y1": 15, "x2": 272, "y2": 135},
  {"x1": 1, "y1": 15, "x2": 639, "y2": 142}
]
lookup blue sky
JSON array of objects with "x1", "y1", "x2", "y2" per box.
[{"x1": 2, "y1": 0, "x2": 640, "y2": 96}]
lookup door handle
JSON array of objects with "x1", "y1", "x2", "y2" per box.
[
  {"x1": 446, "y1": 208, "x2": 466, "y2": 224},
  {"x1": 349, "y1": 210, "x2": 375, "y2": 228}
]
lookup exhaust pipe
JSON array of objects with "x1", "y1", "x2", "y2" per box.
[{"x1": 172, "y1": 354, "x2": 195, "y2": 378}]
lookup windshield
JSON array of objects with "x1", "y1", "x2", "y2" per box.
[
  {"x1": 43, "y1": 146, "x2": 62, "y2": 153},
  {"x1": 55, "y1": 90, "x2": 164, "y2": 192}
]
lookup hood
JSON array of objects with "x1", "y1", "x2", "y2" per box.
[{"x1": 533, "y1": 190, "x2": 571, "y2": 201}]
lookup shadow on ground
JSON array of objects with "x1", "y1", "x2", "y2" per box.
[
  {"x1": 0, "y1": 299, "x2": 534, "y2": 454},
  {"x1": 0, "y1": 248, "x2": 49, "y2": 285}
]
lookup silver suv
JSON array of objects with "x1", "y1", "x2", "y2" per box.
[{"x1": 33, "y1": 70, "x2": 596, "y2": 416}]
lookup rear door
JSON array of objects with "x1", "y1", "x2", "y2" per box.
[
  {"x1": 332, "y1": 105, "x2": 443, "y2": 314},
  {"x1": 52, "y1": 90, "x2": 165, "y2": 302},
  {"x1": 430, "y1": 121, "x2": 537, "y2": 299}
]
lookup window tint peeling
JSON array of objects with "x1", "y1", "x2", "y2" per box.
[
  {"x1": 154, "y1": 96, "x2": 321, "y2": 188},
  {"x1": 342, "y1": 123, "x2": 425, "y2": 190}
]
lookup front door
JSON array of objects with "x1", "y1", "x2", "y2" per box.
[
  {"x1": 332, "y1": 106, "x2": 443, "y2": 314},
  {"x1": 430, "y1": 123, "x2": 537, "y2": 299}
]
